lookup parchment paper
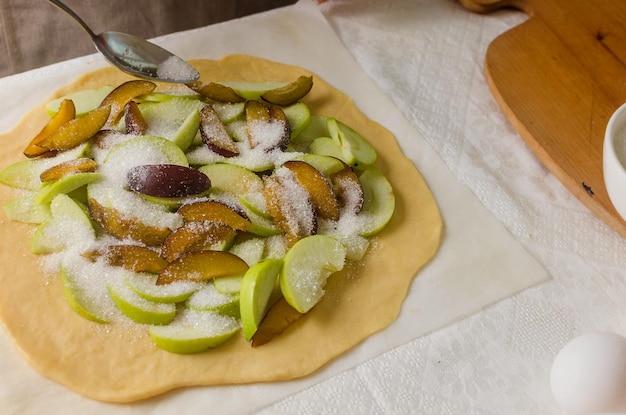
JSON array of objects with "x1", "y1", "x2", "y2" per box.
[{"x1": 0, "y1": 1, "x2": 548, "y2": 413}]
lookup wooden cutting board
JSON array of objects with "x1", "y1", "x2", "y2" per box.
[{"x1": 459, "y1": 0, "x2": 626, "y2": 238}]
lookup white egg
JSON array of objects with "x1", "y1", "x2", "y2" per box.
[{"x1": 551, "y1": 331, "x2": 626, "y2": 414}]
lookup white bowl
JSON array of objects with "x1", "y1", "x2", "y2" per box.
[{"x1": 603, "y1": 102, "x2": 626, "y2": 221}]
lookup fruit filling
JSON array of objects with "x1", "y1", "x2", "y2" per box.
[{"x1": 0, "y1": 76, "x2": 396, "y2": 354}]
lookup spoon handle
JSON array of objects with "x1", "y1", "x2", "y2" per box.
[{"x1": 46, "y1": 0, "x2": 97, "y2": 38}]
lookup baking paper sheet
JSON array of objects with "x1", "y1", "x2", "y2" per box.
[{"x1": 0, "y1": 1, "x2": 548, "y2": 413}]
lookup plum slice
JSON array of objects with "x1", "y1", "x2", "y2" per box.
[
  {"x1": 101, "y1": 244, "x2": 167, "y2": 274},
  {"x1": 261, "y1": 75, "x2": 313, "y2": 106},
  {"x1": 161, "y1": 220, "x2": 237, "y2": 262},
  {"x1": 245, "y1": 101, "x2": 290, "y2": 152},
  {"x1": 36, "y1": 105, "x2": 110, "y2": 153},
  {"x1": 263, "y1": 171, "x2": 317, "y2": 246},
  {"x1": 282, "y1": 160, "x2": 340, "y2": 221},
  {"x1": 330, "y1": 164, "x2": 364, "y2": 214},
  {"x1": 100, "y1": 80, "x2": 156, "y2": 125},
  {"x1": 24, "y1": 99, "x2": 76, "y2": 158},
  {"x1": 177, "y1": 199, "x2": 252, "y2": 232},
  {"x1": 124, "y1": 100, "x2": 148, "y2": 135},
  {"x1": 127, "y1": 164, "x2": 211, "y2": 198},
  {"x1": 157, "y1": 250, "x2": 249, "y2": 285},
  {"x1": 187, "y1": 81, "x2": 245, "y2": 103},
  {"x1": 39, "y1": 158, "x2": 98, "y2": 183},
  {"x1": 199, "y1": 105, "x2": 240, "y2": 157}
]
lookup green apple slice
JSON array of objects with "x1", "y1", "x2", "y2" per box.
[
  {"x1": 148, "y1": 308, "x2": 240, "y2": 354},
  {"x1": 139, "y1": 97, "x2": 203, "y2": 151},
  {"x1": 61, "y1": 265, "x2": 110, "y2": 323},
  {"x1": 34, "y1": 172, "x2": 101, "y2": 205},
  {"x1": 327, "y1": 118, "x2": 377, "y2": 168},
  {"x1": 3, "y1": 193, "x2": 51, "y2": 224},
  {"x1": 45, "y1": 85, "x2": 115, "y2": 117},
  {"x1": 186, "y1": 283, "x2": 240, "y2": 317},
  {"x1": 280, "y1": 234, "x2": 346, "y2": 313},
  {"x1": 0, "y1": 160, "x2": 42, "y2": 191},
  {"x1": 108, "y1": 276, "x2": 176, "y2": 325},
  {"x1": 309, "y1": 136, "x2": 345, "y2": 161},
  {"x1": 240, "y1": 258, "x2": 283, "y2": 341},
  {"x1": 291, "y1": 114, "x2": 329, "y2": 151},
  {"x1": 213, "y1": 237, "x2": 266, "y2": 295},
  {"x1": 125, "y1": 272, "x2": 199, "y2": 303},
  {"x1": 212, "y1": 102, "x2": 245, "y2": 123},
  {"x1": 138, "y1": 92, "x2": 201, "y2": 103},
  {"x1": 170, "y1": 107, "x2": 200, "y2": 151},
  {"x1": 218, "y1": 81, "x2": 287, "y2": 101},
  {"x1": 199, "y1": 162, "x2": 267, "y2": 216},
  {"x1": 102, "y1": 135, "x2": 189, "y2": 184},
  {"x1": 229, "y1": 237, "x2": 266, "y2": 266},
  {"x1": 282, "y1": 102, "x2": 311, "y2": 139},
  {"x1": 31, "y1": 193, "x2": 95, "y2": 254},
  {"x1": 295, "y1": 153, "x2": 345, "y2": 177},
  {"x1": 0, "y1": 142, "x2": 92, "y2": 191},
  {"x1": 358, "y1": 166, "x2": 395, "y2": 236},
  {"x1": 213, "y1": 275, "x2": 244, "y2": 295}
]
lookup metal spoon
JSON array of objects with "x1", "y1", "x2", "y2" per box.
[{"x1": 47, "y1": 0, "x2": 199, "y2": 83}]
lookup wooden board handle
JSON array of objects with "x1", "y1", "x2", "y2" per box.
[{"x1": 459, "y1": 0, "x2": 526, "y2": 13}]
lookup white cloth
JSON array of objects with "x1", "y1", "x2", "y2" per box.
[{"x1": 0, "y1": 0, "x2": 615, "y2": 414}]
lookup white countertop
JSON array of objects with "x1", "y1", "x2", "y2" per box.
[{"x1": 2, "y1": 1, "x2": 623, "y2": 414}]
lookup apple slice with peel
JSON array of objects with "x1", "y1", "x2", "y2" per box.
[
  {"x1": 157, "y1": 250, "x2": 249, "y2": 285},
  {"x1": 31, "y1": 193, "x2": 95, "y2": 254},
  {"x1": 327, "y1": 117, "x2": 377, "y2": 169},
  {"x1": 240, "y1": 258, "x2": 283, "y2": 341},
  {"x1": 102, "y1": 135, "x2": 189, "y2": 182},
  {"x1": 282, "y1": 102, "x2": 311, "y2": 139},
  {"x1": 214, "y1": 238, "x2": 267, "y2": 294},
  {"x1": 309, "y1": 136, "x2": 345, "y2": 162},
  {"x1": 148, "y1": 308, "x2": 239, "y2": 354},
  {"x1": 0, "y1": 159, "x2": 44, "y2": 191},
  {"x1": 3, "y1": 193, "x2": 51, "y2": 224},
  {"x1": 280, "y1": 234, "x2": 346, "y2": 313},
  {"x1": 211, "y1": 102, "x2": 245, "y2": 123},
  {"x1": 61, "y1": 265, "x2": 110, "y2": 323},
  {"x1": 45, "y1": 85, "x2": 115, "y2": 117},
  {"x1": 357, "y1": 166, "x2": 395, "y2": 236},
  {"x1": 108, "y1": 275, "x2": 176, "y2": 325},
  {"x1": 139, "y1": 96, "x2": 203, "y2": 151},
  {"x1": 186, "y1": 283, "x2": 240, "y2": 318},
  {"x1": 290, "y1": 114, "x2": 329, "y2": 151},
  {"x1": 35, "y1": 172, "x2": 101, "y2": 206},
  {"x1": 125, "y1": 272, "x2": 199, "y2": 303},
  {"x1": 294, "y1": 154, "x2": 345, "y2": 177},
  {"x1": 198, "y1": 163, "x2": 268, "y2": 217},
  {"x1": 218, "y1": 81, "x2": 287, "y2": 101}
]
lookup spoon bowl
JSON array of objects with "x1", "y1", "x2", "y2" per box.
[{"x1": 47, "y1": 0, "x2": 199, "y2": 84}]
